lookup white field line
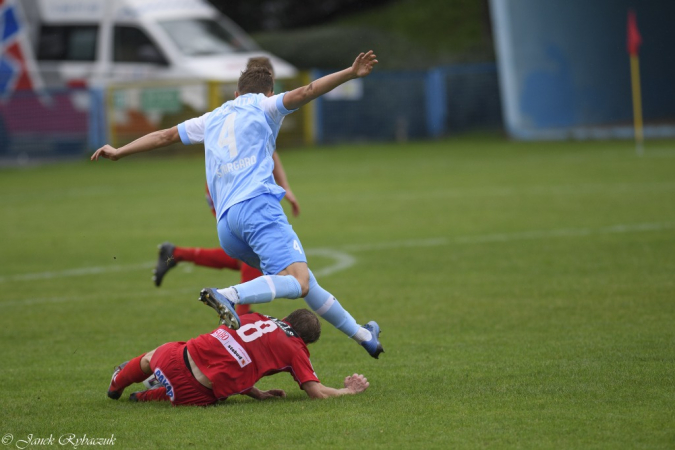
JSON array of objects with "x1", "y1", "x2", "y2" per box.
[
  {"x1": 0, "y1": 222, "x2": 672, "y2": 288},
  {"x1": 306, "y1": 248, "x2": 357, "y2": 277},
  {"x1": 0, "y1": 262, "x2": 154, "y2": 283},
  {"x1": 340, "y1": 222, "x2": 674, "y2": 252},
  {"x1": 0, "y1": 287, "x2": 196, "y2": 308},
  {"x1": 325, "y1": 181, "x2": 675, "y2": 203}
]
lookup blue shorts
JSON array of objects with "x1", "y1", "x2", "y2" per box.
[{"x1": 217, "y1": 194, "x2": 307, "y2": 275}]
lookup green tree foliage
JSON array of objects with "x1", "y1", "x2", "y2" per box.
[{"x1": 210, "y1": 0, "x2": 494, "y2": 69}]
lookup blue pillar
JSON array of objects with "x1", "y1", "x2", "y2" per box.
[
  {"x1": 425, "y1": 68, "x2": 447, "y2": 138},
  {"x1": 88, "y1": 87, "x2": 107, "y2": 150}
]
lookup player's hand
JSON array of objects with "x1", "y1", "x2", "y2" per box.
[
  {"x1": 351, "y1": 51, "x2": 378, "y2": 78},
  {"x1": 91, "y1": 144, "x2": 121, "y2": 161},
  {"x1": 344, "y1": 373, "x2": 369, "y2": 394},
  {"x1": 257, "y1": 389, "x2": 286, "y2": 400},
  {"x1": 285, "y1": 190, "x2": 301, "y2": 217}
]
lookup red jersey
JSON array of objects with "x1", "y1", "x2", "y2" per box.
[{"x1": 186, "y1": 313, "x2": 319, "y2": 400}]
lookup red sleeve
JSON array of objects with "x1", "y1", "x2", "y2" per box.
[{"x1": 289, "y1": 345, "x2": 319, "y2": 387}]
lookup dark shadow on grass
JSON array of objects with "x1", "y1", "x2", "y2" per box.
[{"x1": 107, "y1": 390, "x2": 310, "y2": 409}]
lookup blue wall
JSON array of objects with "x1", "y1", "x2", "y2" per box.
[
  {"x1": 490, "y1": 0, "x2": 675, "y2": 139},
  {"x1": 314, "y1": 64, "x2": 502, "y2": 144}
]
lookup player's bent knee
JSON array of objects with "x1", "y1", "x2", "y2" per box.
[
  {"x1": 288, "y1": 274, "x2": 309, "y2": 297},
  {"x1": 279, "y1": 263, "x2": 309, "y2": 297},
  {"x1": 287, "y1": 274, "x2": 309, "y2": 297},
  {"x1": 298, "y1": 278, "x2": 309, "y2": 297},
  {"x1": 293, "y1": 271, "x2": 310, "y2": 297},
  {"x1": 141, "y1": 349, "x2": 156, "y2": 374}
]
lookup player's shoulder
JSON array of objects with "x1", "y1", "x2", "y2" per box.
[
  {"x1": 238, "y1": 314, "x2": 306, "y2": 347},
  {"x1": 240, "y1": 312, "x2": 267, "y2": 324},
  {"x1": 250, "y1": 314, "x2": 304, "y2": 341},
  {"x1": 286, "y1": 333, "x2": 311, "y2": 360}
]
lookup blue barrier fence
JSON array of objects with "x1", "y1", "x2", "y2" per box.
[
  {"x1": 441, "y1": 63, "x2": 503, "y2": 135},
  {"x1": 313, "y1": 63, "x2": 502, "y2": 143},
  {"x1": 0, "y1": 63, "x2": 502, "y2": 161}
]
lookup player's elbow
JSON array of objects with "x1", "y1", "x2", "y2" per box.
[
  {"x1": 303, "y1": 382, "x2": 329, "y2": 399},
  {"x1": 285, "y1": 85, "x2": 314, "y2": 110},
  {"x1": 303, "y1": 82, "x2": 322, "y2": 105},
  {"x1": 158, "y1": 127, "x2": 180, "y2": 146},
  {"x1": 307, "y1": 390, "x2": 329, "y2": 400},
  {"x1": 302, "y1": 83, "x2": 315, "y2": 100}
]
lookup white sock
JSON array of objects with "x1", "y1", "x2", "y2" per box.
[
  {"x1": 216, "y1": 287, "x2": 240, "y2": 304},
  {"x1": 351, "y1": 326, "x2": 372, "y2": 344}
]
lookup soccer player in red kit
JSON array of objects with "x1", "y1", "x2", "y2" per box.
[{"x1": 107, "y1": 309, "x2": 369, "y2": 405}]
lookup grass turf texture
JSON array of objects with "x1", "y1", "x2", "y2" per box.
[{"x1": 1, "y1": 136, "x2": 674, "y2": 449}]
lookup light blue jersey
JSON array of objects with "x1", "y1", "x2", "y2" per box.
[
  {"x1": 177, "y1": 90, "x2": 364, "y2": 342},
  {"x1": 177, "y1": 93, "x2": 296, "y2": 221}
]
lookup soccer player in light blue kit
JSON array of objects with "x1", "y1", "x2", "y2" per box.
[{"x1": 91, "y1": 51, "x2": 383, "y2": 358}]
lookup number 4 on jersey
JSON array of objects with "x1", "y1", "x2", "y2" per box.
[{"x1": 218, "y1": 112, "x2": 238, "y2": 158}]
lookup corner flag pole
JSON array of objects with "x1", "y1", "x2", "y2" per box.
[{"x1": 627, "y1": 10, "x2": 644, "y2": 155}]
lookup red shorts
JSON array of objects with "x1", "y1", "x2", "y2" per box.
[{"x1": 150, "y1": 342, "x2": 218, "y2": 406}]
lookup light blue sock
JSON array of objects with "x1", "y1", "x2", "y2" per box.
[
  {"x1": 233, "y1": 275, "x2": 302, "y2": 305},
  {"x1": 303, "y1": 269, "x2": 360, "y2": 337}
]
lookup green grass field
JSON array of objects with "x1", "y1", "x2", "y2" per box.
[{"x1": 1, "y1": 137, "x2": 674, "y2": 449}]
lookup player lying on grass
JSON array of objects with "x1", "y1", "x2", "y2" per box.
[
  {"x1": 107, "y1": 309, "x2": 369, "y2": 405},
  {"x1": 92, "y1": 51, "x2": 384, "y2": 359},
  {"x1": 153, "y1": 57, "x2": 301, "y2": 318}
]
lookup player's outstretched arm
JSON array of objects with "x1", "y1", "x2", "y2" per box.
[
  {"x1": 282, "y1": 51, "x2": 378, "y2": 111},
  {"x1": 245, "y1": 386, "x2": 287, "y2": 400},
  {"x1": 90, "y1": 127, "x2": 181, "y2": 161},
  {"x1": 272, "y1": 152, "x2": 300, "y2": 217},
  {"x1": 302, "y1": 374, "x2": 369, "y2": 399}
]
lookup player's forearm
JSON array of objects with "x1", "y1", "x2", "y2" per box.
[
  {"x1": 244, "y1": 386, "x2": 286, "y2": 400},
  {"x1": 245, "y1": 387, "x2": 263, "y2": 399},
  {"x1": 283, "y1": 51, "x2": 376, "y2": 110},
  {"x1": 116, "y1": 128, "x2": 179, "y2": 158},
  {"x1": 303, "y1": 381, "x2": 359, "y2": 399},
  {"x1": 312, "y1": 386, "x2": 353, "y2": 399},
  {"x1": 283, "y1": 68, "x2": 355, "y2": 110},
  {"x1": 306, "y1": 67, "x2": 356, "y2": 99},
  {"x1": 272, "y1": 153, "x2": 291, "y2": 190}
]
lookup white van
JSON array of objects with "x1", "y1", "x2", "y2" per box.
[{"x1": 21, "y1": 0, "x2": 297, "y2": 87}]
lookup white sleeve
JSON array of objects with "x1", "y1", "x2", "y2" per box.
[
  {"x1": 178, "y1": 111, "x2": 211, "y2": 144},
  {"x1": 261, "y1": 93, "x2": 297, "y2": 126}
]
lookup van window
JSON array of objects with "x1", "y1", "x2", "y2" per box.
[
  {"x1": 158, "y1": 19, "x2": 253, "y2": 56},
  {"x1": 114, "y1": 26, "x2": 168, "y2": 65},
  {"x1": 37, "y1": 26, "x2": 98, "y2": 61}
]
